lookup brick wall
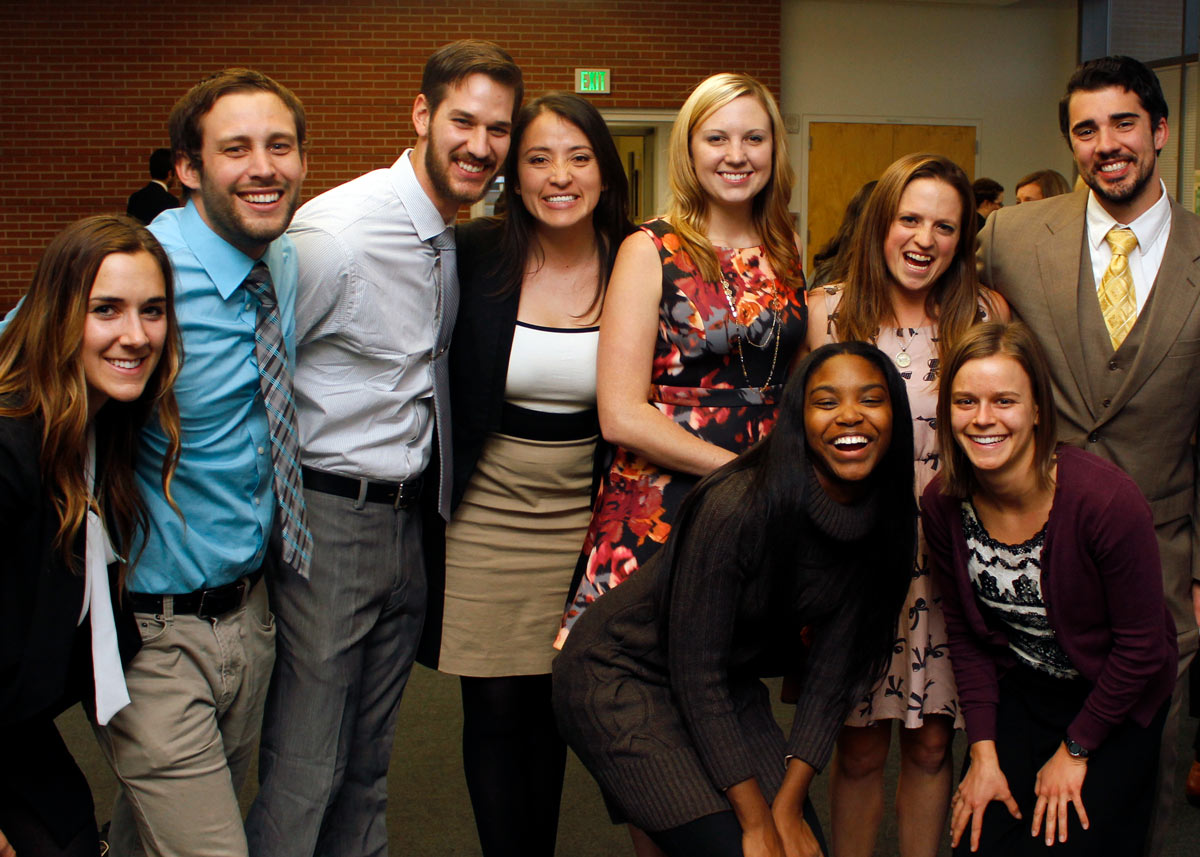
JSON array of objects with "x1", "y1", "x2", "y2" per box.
[{"x1": 0, "y1": 0, "x2": 780, "y2": 310}]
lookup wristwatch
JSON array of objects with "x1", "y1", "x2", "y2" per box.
[{"x1": 1064, "y1": 736, "x2": 1090, "y2": 760}]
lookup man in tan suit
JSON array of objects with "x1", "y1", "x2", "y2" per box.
[{"x1": 978, "y1": 55, "x2": 1200, "y2": 855}]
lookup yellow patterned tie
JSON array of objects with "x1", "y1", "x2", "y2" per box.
[{"x1": 1099, "y1": 227, "x2": 1138, "y2": 350}]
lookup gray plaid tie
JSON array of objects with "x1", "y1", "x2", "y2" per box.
[
  {"x1": 431, "y1": 228, "x2": 458, "y2": 521},
  {"x1": 243, "y1": 261, "x2": 312, "y2": 577}
]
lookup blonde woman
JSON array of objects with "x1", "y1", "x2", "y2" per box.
[{"x1": 557, "y1": 72, "x2": 806, "y2": 647}]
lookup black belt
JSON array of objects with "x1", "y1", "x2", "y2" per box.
[
  {"x1": 301, "y1": 466, "x2": 422, "y2": 509},
  {"x1": 128, "y1": 568, "x2": 263, "y2": 620}
]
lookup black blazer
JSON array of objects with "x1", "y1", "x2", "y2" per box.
[
  {"x1": 0, "y1": 414, "x2": 140, "y2": 726},
  {"x1": 125, "y1": 181, "x2": 181, "y2": 225}
]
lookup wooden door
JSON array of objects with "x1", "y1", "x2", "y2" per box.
[{"x1": 807, "y1": 122, "x2": 976, "y2": 273}]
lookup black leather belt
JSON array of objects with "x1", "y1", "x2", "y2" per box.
[
  {"x1": 128, "y1": 568, "x2": 263, "y2": 620},
  {"x1": 301, "y1": 466, "x2": 422, "y2": 509}
]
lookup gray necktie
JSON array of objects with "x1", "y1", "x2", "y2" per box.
[
  {"x1": 243, "y1": 261, "x2": 313, "y2": 576},
  {"x1": 431, "y1": 228, "x2": 458, "y2": 521}
]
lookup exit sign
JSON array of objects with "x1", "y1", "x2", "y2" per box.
[{"x1": 575, "y1": 68, "x2": 610, "y2": 94}]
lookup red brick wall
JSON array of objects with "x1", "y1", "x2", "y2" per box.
[{"x1": 0, "y1": 1, "x2": 780, "y2": 311}]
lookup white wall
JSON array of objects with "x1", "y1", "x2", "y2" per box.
[{"x1": 781, "y1": 0, "x2": 1079, "y2": 233}]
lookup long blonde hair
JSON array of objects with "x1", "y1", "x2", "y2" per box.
[
  {"x1": 0, "y1": 215, "x2": 182, "y2": 578},
  {"x1": 666, "y1": 73, "x2": 802, "y2": 292}
]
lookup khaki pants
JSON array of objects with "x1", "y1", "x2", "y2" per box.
[{"x1": 93, "y1": 576, "x2": 275, "y2": 857}]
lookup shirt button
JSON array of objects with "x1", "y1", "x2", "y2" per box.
[
  {"x1": 1088, "y1": 432, "x2": 1100, "y2": 443},
  {"x1": 254, "y1": 497, "x2": 261, "y2": 505},
  {"x1": 1108, "y1": 360, "x2": 1118, "y2": 371},
  {"x1": 257, "y1": 446, "x2": 265, "y2": 455},
  {"x1": 1102, "y1": 398, "x2": 1111, "y2": 408}
]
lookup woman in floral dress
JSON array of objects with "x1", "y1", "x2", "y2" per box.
[
  {"x1": 806, "y1": 153, "x2": 1008, "y2": 857},
  {"x1": 556, "y1": 72, "x2": 806, "y2": 653}
]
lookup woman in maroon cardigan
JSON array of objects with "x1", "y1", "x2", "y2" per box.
[{"x1": 921, "y1": 321, "x2": 1175, "y2": 856}]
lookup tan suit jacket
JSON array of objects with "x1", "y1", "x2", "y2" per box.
[{"x1": 978, "y1": 188, "x2": 1200, "y2": 652}]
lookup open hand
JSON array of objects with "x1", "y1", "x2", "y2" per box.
[
  {"x1": 951, "y1": 741, "x2": 1021, "y2": 853},
  {"x1": 1032, "y1": 743, "x2": 1089, "y2": 846}
]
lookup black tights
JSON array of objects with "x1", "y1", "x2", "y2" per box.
[
  {"x1": 648, "y1": 800, "x2": 828, "y2": 857},
  {"x1": 460, "y1": 674, "x2": 567, "y2": 857}
]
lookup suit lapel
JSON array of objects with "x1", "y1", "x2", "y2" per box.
[
  {"x1": 1035, "y1": 196, "x2": 1095, "y2": 415},
  {"x1": 1103, "y1": 199, "x2": 1200, "y2": 419}
]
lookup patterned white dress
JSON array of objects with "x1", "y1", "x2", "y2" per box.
[{"x1": 816, "y1": 285, "x2": 963, "y2": 728}]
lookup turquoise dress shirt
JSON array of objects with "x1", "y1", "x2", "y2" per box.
[{"x1": 131, "y1": 202, "x2": 298, "y2": 594}]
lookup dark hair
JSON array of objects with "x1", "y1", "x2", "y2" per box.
[
  {"x1": 936, "y1": 321, "x2": 1057, "y2": 498},
  {"x1": 421, "y1": 39, "x2": 523, "y2": 122},
  {"x1": 839, "y1": 153, "x2": 988, "y2": 365},
  {"x1": 810, "y1": 180, "x2": 876, "y2": 290},
  {"x1": 663, "y1": 341, "x2": 916, "y2": 716},
  {"x1": 169, "y1": 68, "x2": 307, "y2": 171},
  {"x1": 0, "y1": 216, "x2": 182, "y2": 578},
  {"x1": 1058, "y1": 55, "x2": 1169, "y2": 139},
  {"x1": 1015, "y1": 169, "x2": 1071, "y2": 200},
  {"x1": 490, "y1": 93, "x2": 633, "y2": 317},
  {"x1": 972, "y1": 177, "x2": 1004, "y2": 205},
  {"x1": 149, "y1": 148, "x2": 174, "y2": 181}
]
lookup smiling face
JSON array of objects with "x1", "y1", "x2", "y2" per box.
[
  {"x1": 1068, "y1": 85, "x2": 1167, "y2": 221},
  {"x1": 805, "y1": 353, "x2": 894, "y2": 504},
  {"x1": 81, "y1": 250, "x2": 169, "y2": 417},
  {"x1": 883, "y1": 177, "x2": 962, "y2": 299},
  {"x1": 690, "y1": 94, "x2": 773, "y2": 214},
  {"x1": 177, "y1": 90, "x2": 307, "y2": 260},
  {"x1": 516, "y1": 110, "x2": 603, "y2": 233},
  {"x1": 413, "y1": 72, "x2": 516, "y2": 221},
  {"x1": 949, "y1": 354, "x2": 1038, "y2": 483}
]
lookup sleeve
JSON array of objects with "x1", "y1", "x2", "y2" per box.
[
  {"x1": 667, "y1": 484, "x2": 760, "y2": 791},
  {"x1": 288, "y1": 222, "x2": 359, "y2": 344},
  {"x1": 921, "y1": 482, "x2": 1002, "y2": 743},
  {"x1": 783, "y1": 594, "x2": 863, "y2": 771},
  {"x1": 1067, "y1": 478, "x2": 1173, "y2": 749},
  {"x1": 975, "y1": 209, "x2": 998, "y2": 289},
  {"x1": 0, "y1": 421, "x2": 36, "y2": 685}
]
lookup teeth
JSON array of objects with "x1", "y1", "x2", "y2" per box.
[
  {"x1": 721, "y1": 172, "x2": 749, "y2": 181},
  {"x1": 833, "y1": 435, "x2": 868, "y2": 447},
  {"x1": 457, "y1": 161, "x2": 485, "y2": 174},
  {"x1": 1100, "y1": 162, "x2": 1128, "y2": 173},
  {"x1": 107, "y1": 358, "x2": 142, "y2": 369},
  {"x1": 905, "y1": 252, "x2": 931, "y2": 263},
  {"x1": 242, "y1": 191, "x2": 281, "y2": 204},
  {"x1": 971, "y1": 435, "x2": 1005, "y2": 445},
  {"x1": 545, "y1": 195, "x2": 575, "y2": 203}
]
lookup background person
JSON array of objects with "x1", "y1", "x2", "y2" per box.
[
  {"x1": 972, "y1": 178, "x2": 1003, "y2": 232},
  {"x1": 556, "y1": 72, "x2": 806, "y2": 648},
  {"x1": 125, "y1": 148, "x2": 181, "y2": 225},
  {"x1": 1013, "y1": 170, "x2": 1070, "y2": 204},
  {"x1": 554, "y1": 342, "x2": 916, "y2": 857},
  {"x1": 924, "y1": 321, "x2": 1175, "y2": 855},
  {"x1": 807, "y1": 152, "x2": 1008, "y2": 857},
  {"x1": 418, "y1": 92, "x2": 633, "y2": 857},
  {"x1": 809, "y1": 180, "x2": 876, "y2": 291},
  {"x1": 0, "y1": 215, "x2": 180, "y2": 857}
]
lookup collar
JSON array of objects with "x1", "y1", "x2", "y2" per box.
[
  {"x1": 151, "y1": 179, "x2": 170, "y2": 191},
  {"x1": 390, "y1": 149, "x2": 454, "y2": 241},
  {"x1": 178, "y1": 200, "x2": 263, "y2": 300},
  {"x1": 1086, "y1": 179, "x2": 1172, "y2": 255}
]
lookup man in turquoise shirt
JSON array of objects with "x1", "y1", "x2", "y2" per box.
[{"x1": 90, "y1": 69, "x2": 309, "y2": 857}]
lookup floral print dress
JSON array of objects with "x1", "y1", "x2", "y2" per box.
[
  {"x1": 555, "y1": 219, "x2": 806, "y2": 645},
  {"x1": 814, "y1": 284, "x2": 965, "y2": 728}
]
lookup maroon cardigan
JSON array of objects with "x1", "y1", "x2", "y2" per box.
[{"x1": 922, "y1": 445, "x2": 1176, "y2": 751}]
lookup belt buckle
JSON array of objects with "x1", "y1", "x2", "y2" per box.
[
  {"x1": 197, "y1": 579, "x2": 246, "y2": 620},
  {"x1": 392, "y1": 481, "x2": 405, "y2": 510}
]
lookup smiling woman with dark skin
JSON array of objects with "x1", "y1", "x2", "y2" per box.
[
  {"x1": 553, "y1": 341, "x2": 916, "y2": 857},
  {"x1": 923, "y1": 322, "x2": 1175, "y2": 856}
]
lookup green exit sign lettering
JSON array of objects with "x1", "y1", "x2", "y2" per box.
[{"x1": 575, "y1": 68, "x2": 610, "y2": 94}]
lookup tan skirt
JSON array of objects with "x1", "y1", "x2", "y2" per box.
[{"x1": 438, "y1": 431, "x2": 597, "y2": 676}]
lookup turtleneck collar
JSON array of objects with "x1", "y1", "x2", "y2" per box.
[{"x1": 804, "y1": 459, "x2": 881, "y2": 542}]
